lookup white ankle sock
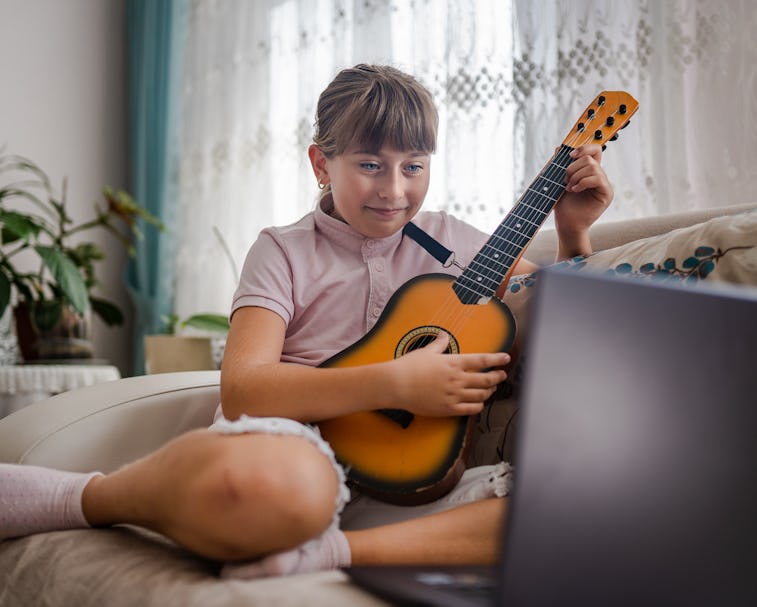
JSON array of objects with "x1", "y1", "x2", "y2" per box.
[
  {"x1": 0, "y1": 463, "x2": 101, "y2": 540},
  {"x1": 220, "y1": 526, "x2": 351, "y2": 579}
]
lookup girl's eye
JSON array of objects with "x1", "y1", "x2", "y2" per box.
[
  {"x1": 406, "y1": 164, "x2": 423, "y2": 174},
  {"x1": 360, "y1": 162, "x2": 380, "y2": 171}
]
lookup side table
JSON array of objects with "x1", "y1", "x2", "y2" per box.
[{"x1": 0, "y1": 363, "x2": 121, "y2": 418}]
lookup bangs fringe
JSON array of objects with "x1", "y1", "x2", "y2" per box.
[{"x1": 335, "y1": 79, "x2": 437, "y2": 155}]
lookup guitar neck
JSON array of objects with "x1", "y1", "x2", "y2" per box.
[{"x1": 453, "y1": 144, "x2": 574, "y2": 304}]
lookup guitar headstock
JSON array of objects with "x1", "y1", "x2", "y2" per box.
[{"x1": 562, "y1": 91, "x2": 639, "y2": 150}]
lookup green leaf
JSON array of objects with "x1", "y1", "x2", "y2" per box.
[
  {"x1": 0, "y1": 271, "x2": 10, "y2": 318},
  {"x1": 160, "y1": 314, "x2": 180, "y2": 335},
  {"x1": 181, "y1": 313, "x2": 230, "y2": 333},
  {"x1": 90, "y1": 296, "x2": 124, "y2": 327},
  {"x1": 34, "y1": 245, "x2": 90, "y2": 315},
  {"x1": 13, "y1": 280, "x2": 33, "y2": 303},
  {"x1": 0, "y1": 209, "x2": 43, "y2": 242}
]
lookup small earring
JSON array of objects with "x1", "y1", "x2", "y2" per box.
[{"x1": 317, "y1": 178, "x2": 327, "y2": 190}]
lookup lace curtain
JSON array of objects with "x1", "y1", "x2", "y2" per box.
[
  {"x1": 512, "y1": 0, "x2": 757, "y2": 221},
  {"x1": 171, "y1": 0, "x2": 757, "y2": 321}
]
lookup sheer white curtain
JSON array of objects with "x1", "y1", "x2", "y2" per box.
[
  {"x1": 172, "y1": 0, "x2": 757, "y2": 321},
  {"x1": 173, "y1": 0, "x2": 517, "y2": 320}
]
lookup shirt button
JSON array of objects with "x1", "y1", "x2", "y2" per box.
[
  {"x1": 365, "y1": 240, "x2": 375, "y2": 249},
  {"x1": 372, "y1": 307, "x2": 381, "y2": 317},
  {"x1": 375, "y1": 261, "x2": 384, "y2": 272}
]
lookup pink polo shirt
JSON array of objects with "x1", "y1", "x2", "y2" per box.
[{"x1": 231, "y1": 202, "x2": 489, "y2": 366}]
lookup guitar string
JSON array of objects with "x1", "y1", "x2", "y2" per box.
[
  {"x1": 419, "y1": 145, "x2": 574, "y2": 351},
  {"x1": 407, "y1": 98, "x2": 630, "y2": 356},
  {"x1": 420, "y1": 133, "x2": 584, "y2": 344},
  {"x1": 423, "y1": 137, "x2": 582, "y2": 336},
  {"x1": 411, "y1": 148, "x2": 573, "y2": 351}
]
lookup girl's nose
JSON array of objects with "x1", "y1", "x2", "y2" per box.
[{"x1": 378, "y1": 173, "x2": 403, "y2": 201}]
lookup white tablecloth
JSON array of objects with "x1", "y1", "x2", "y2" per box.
[{"x1": 0, "y1": 364, "x2": 121, "y2": 417}]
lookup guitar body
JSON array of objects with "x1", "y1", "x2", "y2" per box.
[
  {"x1": 318, "y1": 91, "x2": 638, "y2": 505},
  {"x1": 318, "y1": 273, "x2": 516, "y2": 505}
]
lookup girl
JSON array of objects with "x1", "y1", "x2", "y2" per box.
[{"x1": 0, "y1": 64, "x2": 613, "y2": 577}]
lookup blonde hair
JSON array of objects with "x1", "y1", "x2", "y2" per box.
[{"x1": 313, "y1": 64, "x2": 438, "y2": 158}]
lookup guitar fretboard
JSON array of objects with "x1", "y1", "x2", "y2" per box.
[{"x1": 452, "y1": 144, "x2": 575, "y2": 304}]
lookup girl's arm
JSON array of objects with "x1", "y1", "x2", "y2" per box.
[{"x1": 220, "y1": 306, "x2": 509, "y2": 423}]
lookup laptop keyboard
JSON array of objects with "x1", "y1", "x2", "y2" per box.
[{"x1": 415, "y1": 571, "x2": 497, "y2": 600}]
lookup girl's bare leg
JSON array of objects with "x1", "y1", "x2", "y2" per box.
[
  {"x1": 81, "y1": 428, "x2": 341, "y2": 561},
  {"x1": 223, "y1": 496, "x2": 506, "y2": 579},
  {"x1": 347, "y1": 497, "x2": 506, "y2": 566}
]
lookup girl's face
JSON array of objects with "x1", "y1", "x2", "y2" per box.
[{"x1": 310, "y1": 144, "x2": 431, "y2": 239}]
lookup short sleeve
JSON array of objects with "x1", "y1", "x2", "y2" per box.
[{"x1": 231, "y1": 229, "x2": 295, "y2": 325}]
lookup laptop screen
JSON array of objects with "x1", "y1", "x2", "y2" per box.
[{"x1": 499, "y1": 269, "x2": 757, "y2": 607}]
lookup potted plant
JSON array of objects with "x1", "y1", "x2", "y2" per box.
[{"x1": 0, "y1": 151, "x2": 163, "y2": 360}]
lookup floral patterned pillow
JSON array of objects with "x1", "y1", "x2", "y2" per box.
[{"x1": 470, "y1": 208, "x2": 757, "y2": 467}]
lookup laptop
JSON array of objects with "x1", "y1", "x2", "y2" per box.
[{"x1": 347, "y1": 267, "x2": 757, "y2": 606}]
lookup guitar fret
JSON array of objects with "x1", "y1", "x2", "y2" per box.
[
  {"x1": 501, "y1": 213, "x2": 542, "y2": 231},
  {"x1": 481, "y1": 243, "x2": 518, "y2": 262},
  {"x1": 453, "y1": 278, "x2": 496, "y2": 304},
  {"x1": 452, "y1": 143, "x2": 575, "y2": 303},
  {"x1": 456, "y1": 271, "x2": 501, "y2": 292},
  {"x1": 525, "y1": 185, "x2": 562, "y2": 203}
]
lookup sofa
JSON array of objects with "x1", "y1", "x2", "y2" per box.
[{"x1": 1, "y1": 202, "x2": 755, "y2": 606}]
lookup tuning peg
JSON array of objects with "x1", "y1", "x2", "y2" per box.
[
  {"x1": 587, "y1": 109, "x2": 596, "y2": 119},
  {"x1": 621, "y1": 120, "x2": 631, "y2": 129},
  {"x1": 606, "y1": 116, "x2": 615, "y2": 126},
  {"x1": 577, "y1": 122, "x2": 585, "y2": 132},
  {"x1": 594, "y1": 129, "x2": 603, "y2": 140},
  {"x1": 601, "y1": 144, "x2": 607, "y2": 151},
  {"x1": 598, "y1": 95, "x2": 606, "y2": 106},
  {"x1": 610, "y1": 134, "x2": 619, "y2": 141},
  {"x1": 619, "y1": 104, "x2": 627, "y2": 114}
]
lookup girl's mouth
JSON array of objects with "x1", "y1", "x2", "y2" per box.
[{"x1": 366, "y1": 206, "x2": 406, "y2": 218}]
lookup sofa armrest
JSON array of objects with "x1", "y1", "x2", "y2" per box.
[
  {"x1": 526, "y1": 202, "x2": 757, "y2": 266},
  {"x1": 0, "y1": 371, "x2": 220, "y2": 473}
]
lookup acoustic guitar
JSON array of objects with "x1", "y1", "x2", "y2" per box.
[{"x1": 318, "y1": 91, "x2": 639, "y2": 505}]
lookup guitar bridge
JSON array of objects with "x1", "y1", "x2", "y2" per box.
[{"x1": 377, "y1": 408, "x2": 415, "y2": 429}]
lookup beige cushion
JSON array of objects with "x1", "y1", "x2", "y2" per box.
[{"x1": 526, "y1": 201, "x2": 757, "y2": 266}]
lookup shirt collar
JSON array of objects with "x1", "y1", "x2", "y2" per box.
[{"x1": 314, "y1": 194, "x2": 404, "y2": 253}]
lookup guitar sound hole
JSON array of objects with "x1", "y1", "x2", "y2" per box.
[
  {"x1": 378, "y1": 328, "x2": 459, "y2": 429},
  {"x1": 395, "y1": 326, "x2": 459, "y2": 358},
  {"x1": 377, "y1": 408, "x2": 414, "y2": 429},
  {"x1": 404, "y1": 334, "x2": 451, "y2": 353}
]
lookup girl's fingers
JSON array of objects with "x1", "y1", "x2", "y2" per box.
[
  {"x1": 570, "y1": 143, "x2": 603, "y2": 161},
  {"x1": 459, "y1": 352, "x2": 510, "y2": 371}
]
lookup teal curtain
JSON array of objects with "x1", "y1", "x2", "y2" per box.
[{"x1": 126, "y1": 0, "x2": 185, "y2": 374}]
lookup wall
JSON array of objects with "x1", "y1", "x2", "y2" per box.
[{"x1": 0, "y1": 0, "x2": 132, "y2": 375}]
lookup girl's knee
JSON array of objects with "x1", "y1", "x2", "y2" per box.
[{"x1": 196, "y1": 434, "x2": 339, "y2": 550}]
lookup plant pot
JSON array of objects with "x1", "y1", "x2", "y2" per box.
[{"x1": 14, "y1": 301, "x2": 94, "y2": 361}]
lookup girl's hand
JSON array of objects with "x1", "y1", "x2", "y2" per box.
[
  {"x1": 385, "y1": 333, "x2": 509, "y2": 417},
  {"x1": 553, "y1": 143, "x2": 614, "y2": 260}
]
